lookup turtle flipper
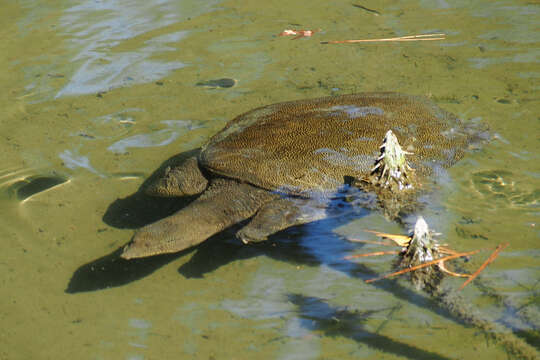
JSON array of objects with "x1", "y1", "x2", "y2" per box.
[
  {"x1": 121, "y1": 179, "x2": 276, "y2": 259},
  {"x1": 145, "y1": 156, "x2": 208, "y2": 197},
  {"x1": 236, "y1": 197, "x2": 327, "y2": 243}
]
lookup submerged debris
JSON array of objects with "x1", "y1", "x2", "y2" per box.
[
  {"x1": 345, "y1": 218, "x2": 538, "y2": 359},
  {"x1": 354, "y1": 130, "x2": 419, "y2": 219},
  {"x1": 322, "y1": 33, "x2": 446, "y2": 45},
  {"x1": 368, "y1": 130, "x2": 415, "y2": 191},
  {"x1": 394, "y1": 217, "x2": 444, "y2": 293},
  {"x1": 196, "y1": 78, "x2": 237, "y2": 89},
  {"x1": 277, "y1": 29, "x2": 320, "y2": 40},
  {"x1": 348, "y1": 216, "x2": 503, "y2": 292}
]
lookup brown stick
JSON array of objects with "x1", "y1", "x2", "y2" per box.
[
  {"x1": 458, "y1": 243, "x2": 509, "y2": 290},
  {"x1": 438, "y1": 261, "x2": 471, "y2": 278},
  {"x1": 323, "y1": 33, "x2": 446, "y2": 44},
  {"x1": 365, "y1": 249, "x2": 480, "y2": 283},
  {"x1": 344, "y1": 250, "x2": 400, "y2": 260}
]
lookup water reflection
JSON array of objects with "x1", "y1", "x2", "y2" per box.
[
  {"x1": 55, "y1": 0, "x2": 220, "y2": 97},
  {"x1": 108, "y1": 120, "x2": 201, "y2": 154},
  {"x1": 59, "y1": 148, "x2": 103, "y2": 176},
  {"x1": 288, "y1": 294, "x2": 451, "y2": 360},
  {"x1": 3, "y1": 0, "x2": 539, "y2": 358}
]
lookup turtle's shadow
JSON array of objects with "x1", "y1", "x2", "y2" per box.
[
  {"x1": 65, "y1": 222, "x2": 317, "y2": 293},
  {"x1": 66, "y1": 179, "x2": 361, "y2": 293},
  {"x1": 67, "y1": 149, "x2": 200, "y2": 293},
  {"x1": 65, "y1": 247, "x2": 185, "y2": 293}
]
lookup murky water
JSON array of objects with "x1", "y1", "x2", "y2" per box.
[{"x1": 1, "y1": 0, "x2": 538, "y2": 359}]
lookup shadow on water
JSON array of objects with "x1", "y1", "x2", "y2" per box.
[
  {"x1": 65, "y1": 247, "x2": 185, "y2": 293},
  {"x1": 67, "y1": 149, "x2": 202, "y2": 293},
  {"x1": 288, "y1": 294, "x2": 452, "y2": 360},
  {"x1": 65, "y1": 222, "x2": 316, "y2": 292},
  {"x1": 102, "y1": 149, "x2": 202, "y2": 229},
  {"x1": 177, "y1": 225, "x2": 322, "y2": 278}
]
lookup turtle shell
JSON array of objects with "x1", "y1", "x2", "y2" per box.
[{"x1": 200, "y1": 92, "x2": 473, "y2": 196}]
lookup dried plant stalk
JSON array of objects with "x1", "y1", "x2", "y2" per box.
[
  {"x1": 365, "y1": 249, "x2": 480, "y2": 283},
  {"x1": 323, "y1": 33, "x2": 446, "y2": 44},
  {"x1": 344, "y1": 250, "x2": 400, "y2": 260},
  {"x1": 459, "y1": 243, "x2": 509, "y2": 290}
]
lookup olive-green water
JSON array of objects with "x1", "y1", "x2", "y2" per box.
[{"x1": 1, "y1": 1, "x2": 538, "y2": 359}]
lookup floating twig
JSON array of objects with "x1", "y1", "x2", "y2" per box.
[
  {"x1": 352, "y1": 4, "x2": 381, "y2": 16},
  {"x1": 344, "y1": 250, "x2": 400, "y2": 260},
  {"x1": 363, "y1": 229, "x2": 411, "y2": 247},
  {"x1": 438, "y1": 260, "x2": 471, "y2": 278},
  {"x1": 459, "y1": 243, "x2": 509, "y2": 290},
  {"x1": 365, "y1": 249, "x2": 480, "y2": 283},
  {"x1": 322, "y1": 33, "x2": 446, "y2": 44},
  {"x1": 438, "y1": 246, "x2": 460, "y2": 255}
]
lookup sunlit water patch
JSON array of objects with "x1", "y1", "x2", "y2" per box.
[
  {"x1": 72, "y1": 108, "x2": 143, "y2": 140},
  {"x1": 26, "y1": 0, "x2": 221, "y2": 99},
  {"x1": 107, "y1": 120, "x2": 202, "y2": 154},
  {"x1": 2, "y1": 0, "x2": 539, "y2": 359}
]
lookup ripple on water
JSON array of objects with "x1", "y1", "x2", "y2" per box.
[
  {"x1": 54, "y1": 0, "x2": 220, "y2": 97},
  {"x1": 107, "y1": 120, "x2": 202, "y2": 154},
  {"x1": 0, "y1": 167, "x2": 70, "y2": 202},
  {"x1": 73, "y1": 108, "x2": 143, "y2": 141},
  {"x1": 471, "y1": 170, "x2": 539, "y2": 209}
]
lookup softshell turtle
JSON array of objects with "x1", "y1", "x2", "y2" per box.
[{"x1": 122, "y1": 92, "x2": 480, "y2": 259}]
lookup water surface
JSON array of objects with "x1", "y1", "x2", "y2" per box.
[{"x1": 1, "y1": 0, "x2": 538, "y2": 359}]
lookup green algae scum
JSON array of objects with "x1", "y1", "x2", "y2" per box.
[{"x1": 1, "y1": 1, "x2": 538, "y2": 359}]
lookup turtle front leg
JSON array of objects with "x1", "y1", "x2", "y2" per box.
[
  {"x1": 236, "y1": 197, "x2": 327, "y2": 243},
  {"x1": 121, "y1": 179, "x2": 277, "y2": 259}
]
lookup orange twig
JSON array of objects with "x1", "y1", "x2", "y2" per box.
[
  {"x1": 344, "y1": 250, "x2": 400, "y2": 260},
  {"x1": 365, "y1": 249, "x2": 480, "y2": 283},
  {"x1": 323, "y1": 33, "x2": 446, "y2": 44},
  {"x1": 363, "y1": 229, "x2": 411, "y2": 246},
  {"x1": 438, "y1": 246, "x2": 460, "y2": 255},
  {"x1": 438, "y1": 260, "x2": 471, "y2": 278},
  {"x1": 458, "y1": 243, "x2": 509, "y2": 290}
]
